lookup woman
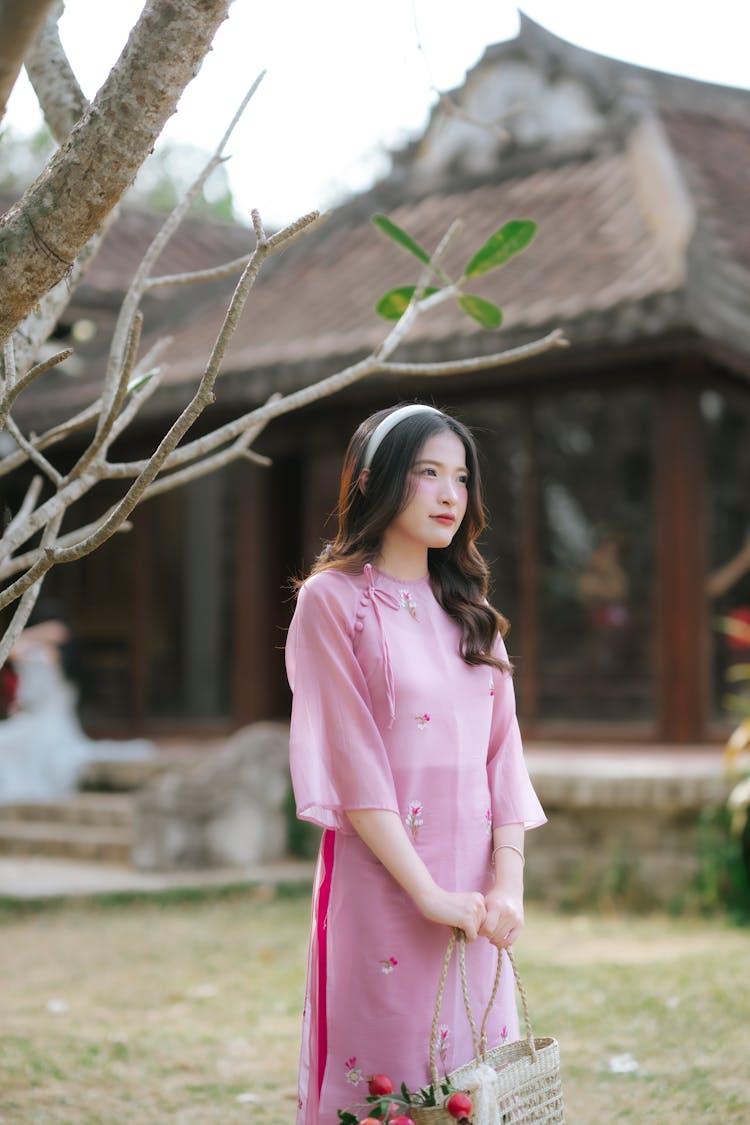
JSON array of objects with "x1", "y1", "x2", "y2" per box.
[
  {"x1": 286, "y1": 403, "x2": 546, "y2": 1123},
  {"x1": 0, "y1": 602, "x2": 154, "y2": 803}
]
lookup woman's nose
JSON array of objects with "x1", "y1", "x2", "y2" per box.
[{"x1": 440, "y1": 479, "x2": 459, "y2": 503}]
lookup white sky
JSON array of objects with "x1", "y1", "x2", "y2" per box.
[{"x1": 5, "y1": 0, "x2": 750, "y2": 227}]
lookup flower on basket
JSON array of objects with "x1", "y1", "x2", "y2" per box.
[{"x1": 337, "y1": 1071, "x2": 473, "y2": 1123}]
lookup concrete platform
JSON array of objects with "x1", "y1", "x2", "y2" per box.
[
  {"x1": 0, "y1": 742, "x2": 733, "y2": 905},
  {"x1": 0, "y1": 855, "x2": 316, "y2": 901}
]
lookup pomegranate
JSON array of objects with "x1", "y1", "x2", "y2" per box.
[
  {"x1": 446, "y1": 1091, "x2": 473, "y2": 1120},
  {"x1": 368, "y1": 1073, "x2": 394, "y2": 1097}
]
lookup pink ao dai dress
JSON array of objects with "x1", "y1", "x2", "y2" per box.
[{"x1": 286, "y1": 563, "x2": 546, "y2": 1124}]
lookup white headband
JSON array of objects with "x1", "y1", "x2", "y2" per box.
[{"x1": 362, "y1": 404, "x2": 443, "y2": 469}]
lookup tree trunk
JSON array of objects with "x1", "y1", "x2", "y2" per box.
[
  {"x1": 0, "y1": 0, "x2": 231, "y2": 344},
  {"x1": 0, "y1": 0, "x2": 57, "y2": 123}
]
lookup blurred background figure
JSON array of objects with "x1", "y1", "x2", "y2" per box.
[
  {"x1": 0, "y1": 600, "x2": 154, "y2": 803},
  {"x1": 575, "y1": 532, "x2": 631, "y2": 678}
]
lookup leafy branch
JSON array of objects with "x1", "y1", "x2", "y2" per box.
[{"x1": 373, "y1": 214, "x2": 537, "y2": 329}]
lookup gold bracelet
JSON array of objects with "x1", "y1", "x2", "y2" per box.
[{"x1": 492, "y1": 843, "x2": 525, "y2": 867}]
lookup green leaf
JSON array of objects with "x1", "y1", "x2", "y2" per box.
[
  {"x1": 463, "y1": 219, "x2": 537, "y2": 278},
  {"x1": 126, "y1": 368, "x2": 158, "y2": 396},
  {"x1": 458, "y1": 294, "x2": 504, "y2": 329},
  {"x1": 372, "y1": 213, "x2": 432, "y2": 266},
  {"x1": 375, "y1": 285, "x2": 439, "y2": 320}
]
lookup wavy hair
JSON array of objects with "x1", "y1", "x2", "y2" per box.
[{"x1": 306, "y1": 404, "x2": 510, "y2": 672}]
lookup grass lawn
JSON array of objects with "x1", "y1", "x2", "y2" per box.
[{"x1": 0, "y1": 887, "x2": 748, "y2": 1124}]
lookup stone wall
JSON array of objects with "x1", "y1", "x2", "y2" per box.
[{"x1": 524, "y1": 752, "x2": 731, "y2": 910}]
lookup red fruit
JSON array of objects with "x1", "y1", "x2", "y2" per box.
[
  {"x1": 368, "y1": 1073, "x2": 394, "y2": 1097},
  {"x1": 388, "y1": 1118, "x2": 414, "y2": 1125},
  {"x1": 446, "y1": 1091, "x2": 473, "y2": 1120},
  {"x1": 358, "y1": 1119, "x2": 381, "y2": 1124}
]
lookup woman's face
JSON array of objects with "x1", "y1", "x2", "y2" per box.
[{"x1": 380, "y1": 429, "x2": 469, "y2": 559}]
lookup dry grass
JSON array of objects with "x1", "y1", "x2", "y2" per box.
[{"x1": 0, "y1": 888, "x2": 748, "y2": 1124}]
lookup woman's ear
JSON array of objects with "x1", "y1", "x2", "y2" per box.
[{"x1": 358, "y1": 468, "x2": 370, "y2": 495}]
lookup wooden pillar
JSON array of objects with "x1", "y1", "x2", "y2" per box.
[
  {"x1": 517, "y1": 399, "x2": 539, "y2": 727},
  {"x1": 654, "y1": 372, "x2": 709, "y2": 741},
  {"x1": 130, "y1": 505, "x2": 151, "y2": 729},
  {"x1": 232, "y1": 464, "x2": 273, "y2": 726}
]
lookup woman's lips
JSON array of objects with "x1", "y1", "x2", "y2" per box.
[{"x1": 431, "y1": 514, "x2": 456, "y2": 525}]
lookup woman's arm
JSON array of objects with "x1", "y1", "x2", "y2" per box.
[
  {"x1": 346, "y1": 808, "x2": 487, "y2": 941},
  {"x1": 479, "y1": 822, "x2": 525, "y2": 948}
]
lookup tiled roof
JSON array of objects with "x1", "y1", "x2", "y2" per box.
[
  {"x1": 156, "y1": 149, "x2": 683, "y2": 388},
  {"x1": 664, "y1": 112, "x2": 750, "y2": 272},
  {"x1": 10, "y1": 15, "x2": 750, "y2": 427},
  {"x1": 662, "y1": 112, "x2": 750, "y2": 361},
  {"x1": 73, "y1": 206, "x2": 253, "y2": 297}
]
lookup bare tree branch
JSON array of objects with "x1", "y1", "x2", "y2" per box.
[
  {"x1": 0, "y1": 0, "x2": 233, "y2": 342},
  {"x1": 144, "y1": 254, "x2": 254, "y2": 291},
  {"x1": 378, "y1": 329, "x2": 569, "y2": 374},
  {"x1": 0, "y1": 347, "x2": 73, "y2": 425},
  {"x1": 0, "y1": 338, "x2": 170, "y2": 484},
  {"x1": 98, "y1": 72, "x2": 264, "y2": 428},
  {"x1": 2, "y1": 475, "x2": 43, "y2": 544},
  {"x1": 24, "y1": 0, "x2": 87, "y2": 140},
  {"x1": 5, "y1": 415, "x2": 62, "y2": 486},
  {"x1": 66, "y1": 313, "x2": 143, "y2": 484},
  {"x1": 0, "y1": 509, "x2": 64, "y2": 666},
  {"x1": 0, "y1": 508, "x2": 133, "y2": 582}
]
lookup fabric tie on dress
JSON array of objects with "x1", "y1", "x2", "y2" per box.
[{"x1": 359, "y1": 564, "x2": 401, "y2": 727}]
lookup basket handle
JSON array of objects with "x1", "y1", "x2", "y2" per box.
[{"x1": 427, "y1": 930, "x2": 537, "y2": 1089}]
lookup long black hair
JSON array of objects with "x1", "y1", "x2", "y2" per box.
[{"x1": 307, "y1": 403, "x2": 510, "y2": 672}]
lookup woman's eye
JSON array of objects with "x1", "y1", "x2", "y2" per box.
[
  {"x1": 457, "y1": 474, "x2": 469, "y2": 485},
  {"x1": 420, "y1": 467, "x2": 437, "y2": 477}
]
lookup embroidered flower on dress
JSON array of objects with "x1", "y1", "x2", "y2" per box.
[
  {"x1": 500, "y1": 1025, "x2": 509, "y2": 1042},
  {"x1": 379, "y1": 956, "x2": 399, "y2": 974},
  {"x1": 399, "y1": 589, "x2": 418, "y2": 619},
  {"x1": 484, "y1": 808, "x2": 493, "y2": 837},
  {"x1": 405, "y1": 800, "x2": 424, "y2": 841},
  {"x1": 415, "y1": 712, "x2": 430, "y2": 730},
  {"x1": 344, "y1": 1056, "x2": 362, "y2": 1085},
  {"x1": 435, "y1": 1024, "x2": 450, "y2": 1069},
  {"x1": 489, "y1": 674, "x2": 495, "y2": 697}
]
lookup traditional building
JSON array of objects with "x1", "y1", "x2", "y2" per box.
[{"x1": 12, "y1": 13, "x2": 750, "y2": 746}]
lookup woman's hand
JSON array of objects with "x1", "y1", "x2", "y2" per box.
[
  {"x1": 345, "y1": 810, "x2": 489, "y2": 940},
  {"x1": 416, "y1": 887, "x2": 487, "y2": 941},
  {"x1": 480, "y1": 887, "x2": 524, "y2": 948}
]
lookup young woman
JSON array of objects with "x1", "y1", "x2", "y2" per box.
[{"x1": 285, "y1": 403, "x2": 546, "y2": 1123}]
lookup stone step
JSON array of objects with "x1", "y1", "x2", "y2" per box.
[
  {"x1": 0, "y1": 819, "x2": 132, "y2": 863},
  {"x1": 0, "y1": 793, "x2": 134, "y2": 828},
  {"x1": 81, "y1": 748, "x2": 208, "y2": 791}
]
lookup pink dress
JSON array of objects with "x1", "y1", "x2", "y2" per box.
[{"x1": 286, "y1": 563, "x2": 546, "y2": 1124}]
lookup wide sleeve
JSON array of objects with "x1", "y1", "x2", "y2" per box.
[
  {"x1": 486, "y1": 636, "x2": 546, "y2": 831},
  {"x1": 285, "y1": 574, "x2": 400, "y2": 832}
]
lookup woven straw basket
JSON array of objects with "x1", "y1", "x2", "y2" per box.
[{"x1": 410, "y1": 930, "x2": 564, "y2": 1124}]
